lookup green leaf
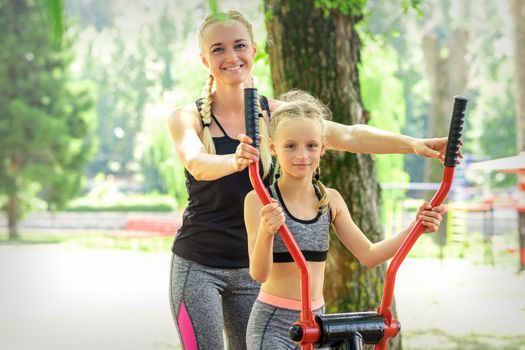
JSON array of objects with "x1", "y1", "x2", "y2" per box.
[
  {"x1": 45, "y1": 0, "x2": 64, "y2": 48},
  {"x1": 208, "y1": 0, "x2": 219, "y2": 14}
]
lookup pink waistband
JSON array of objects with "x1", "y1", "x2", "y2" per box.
[{"x1": 258, "y1": 290, "x2": 324, "y2": 311}]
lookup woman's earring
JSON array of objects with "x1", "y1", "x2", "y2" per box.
[
  {"x1": 314, "y1": 167, "x2": 320, "y2": 181},
  {"x1": 275, "y1": 164, "x2": 281, "y2": 180}
]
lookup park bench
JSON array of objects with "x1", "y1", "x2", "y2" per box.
[{"x1": 117, "y1": 216, "x2": 181, "y2": 238}]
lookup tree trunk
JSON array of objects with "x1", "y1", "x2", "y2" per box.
[
  {"x1": 422, "y1": 28, "x2": 468, "y2": 184},
  {"x1": 510, "y1": 0, "x2": 525, "y2": 271},
  {"x1": 7, "y1": 195, "x2": 20, "y2": 240},
  {"x1": 421, "y1": 27, "x2": 468, "y2": 248},
  {"x1": 264, "y1": 1, "x2": 400, "y2": 348},
  {"x1": 511, "y1": 0, "x2": 525, "y2": 152},
  {"x1": 422, "y1": 32, "x2": 448, "y2": 184},
  {"x1": 5, "y1": 154, "x2": 20, "y2": 240}
]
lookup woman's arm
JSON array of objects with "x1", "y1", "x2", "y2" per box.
[
  {"x1": 244, "y1": 191, "x2": 285, "y2": 283},
  {"x1": 268, "y1": 97, "x2": 457, "y2": 160},
  {"x1": 324, "y1": 121, "x2": 456, "y2": 161},
  {"x1": 329, "y1": 189, "x2": 444, "y2": 268},
  {"x1": 168, "y1": 105, "x2": 259, "y2": 181}
]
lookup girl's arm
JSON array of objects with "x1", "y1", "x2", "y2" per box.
[
  {"x1": 244, "y1": 191, "x2": 285, "y2": 283},
  {"x1": 329, "y1": 189, "x2": 444, "y2": 268},
  {"x1": 168, "y1": 105, "x2": 259, "y2": 181},
  {"x1": 324, "y1": 121, "x2": 456, "y2": 162}
]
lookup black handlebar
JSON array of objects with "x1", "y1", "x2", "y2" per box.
[
  {"x1": 244, "y1": 88, "x2": 259, "y2": 150},
  {"x1": 444, "y1": 96, "x2": 467, "y2": 167}
]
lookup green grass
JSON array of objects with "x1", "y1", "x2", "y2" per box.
[
  {"x1": 65, "y1": 203, "x2": 176, "y2": 212},
  {"x1": 0, "y1": 232, "x2": 174, "y2": 252},
  {"x1": 404, "y1": 328, "x2": 525, "y2": 350},
  {"x1": 65, "y1": 194, "x2": 178, "y2": 212}
]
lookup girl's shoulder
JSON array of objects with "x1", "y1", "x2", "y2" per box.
[
  {"x1": 325, "y1": 187, "x2": 345, "y2": 207},
  {"x1": 324, "y1": 187, "x2": 348, "y2": 223},
  {"x1": 324, "y1": 186, "x2": 339, "y2": 196},
  {"x1": 244, "y1": 189, "x2": 262, "y2": 208}
]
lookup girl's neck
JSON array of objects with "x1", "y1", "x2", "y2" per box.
[
  {"x1": 212, "y1": 82, "x2": 246, "y2": 119},
  {"x1": 277, "y1": 175, "x2": 314, "y2": 200}
]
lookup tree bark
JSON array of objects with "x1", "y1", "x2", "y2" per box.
[
  {"x1": 421, "y1": 26, "x2": 468, "y2": 246},
  {"x1": 422, "y1": 32, "x2": 448, "y2": 184},
  {"x1": 7, "y1": 195, "x2": 20, "y2": 240},
  {"x1": 5, "y1": 153, "x2": 20, "y2": 240},
  {"x1": 264, "y1": 1, "x2": 400, "y2": 348},
  {"x1": 511, "y1": 0, "x2": 525, "y2": 153},
  {"x1": 422, "y1": 28, "x2": 468, "y2": 184}
]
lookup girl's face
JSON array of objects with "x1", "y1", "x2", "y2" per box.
[
  {"x1": 270, "y1": 117, "x2": 326, "y2": 180},
  {"x1": 200, "y1": 20, "x2": 256, "y2": 86}
]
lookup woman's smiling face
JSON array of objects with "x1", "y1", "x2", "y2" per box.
[{"x1": 200, "y1": 20, "x2": 256, "y2": 85}]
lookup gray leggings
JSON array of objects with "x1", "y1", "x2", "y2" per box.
[
  {"x1": 246, "y1": 300, "x2": 326, "y2": 350},
  {"x1": 169, "y1": 254, "x2": 260, "y2": 350}
]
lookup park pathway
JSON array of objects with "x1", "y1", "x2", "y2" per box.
[
  {"x1": 1, "y1": 243, "x2": 524, "y2": 349},
  {"x1": 0, "y1": 244, "x2": 180, "y2": 350}
]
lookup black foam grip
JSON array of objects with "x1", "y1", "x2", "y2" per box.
[
  {"x1": 244, "y1": 88, "x2": 259, "y2": 150},
  {"x1": 315, "y1": 312, "x2": 384, "y2": 346},
  {"x1": 444, "y1": 96, "x2": 467, "y2": 167}
]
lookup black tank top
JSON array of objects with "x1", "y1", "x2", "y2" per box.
[{"x1": 172, "y1": 96, "x2": 273, "y2": 268}]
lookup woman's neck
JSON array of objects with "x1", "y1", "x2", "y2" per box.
[{"x1": 213, "y1": 83, "x2": 245, "y2": 119}]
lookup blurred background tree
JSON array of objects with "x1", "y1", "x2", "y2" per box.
[
  {"x1": 365, "y1": 0, "x2": 517, "y2": 185},
  {"x1": 45, "y1": 0, "x2": 64, "y2": 46},
  {"x1": 510, "y1": 0, "x2": 525, "y2": 156},
  {"x1": 30, "y1": 0, "x2": 517, "y2": 207},
  {"x1": 0, "y1": 0, "x2": 96, "y2": 239},
  {"x1": 510, "y1": 0, "x2": 525, "y2": 271},
  {"x1": 82, "y1": 32, "x2": 153, "y2": 177}
]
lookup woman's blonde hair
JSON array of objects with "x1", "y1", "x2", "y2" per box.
[
  {"x1": 197, "y1": 11, "x2": 271, "y2": 178},
  {"x1": 270, "y1": 90, "x2": 332, "y2": 213}
]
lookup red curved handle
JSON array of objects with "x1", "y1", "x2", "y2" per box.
[{"x1": 374, "y1": 166, "x2": 455, "y2": 350}]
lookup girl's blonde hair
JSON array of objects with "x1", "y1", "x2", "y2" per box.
[
  {"x1": 197, "y1": 11, "x2": 271, "y2": 178},
  {"x1": 270, "y1": 90, "x2": 332, "y2": 213}
]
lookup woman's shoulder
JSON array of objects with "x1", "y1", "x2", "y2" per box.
[
  {"x1": 168, "y1": 102, "x2": 200, "y2": 129},
  {"x1": 170, "y1": 101, "x2": 199, "y2": 119}
]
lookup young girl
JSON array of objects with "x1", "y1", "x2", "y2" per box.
[
  {"x1": 243, "y1": 91, "x2": 445, "y2": 349},
  {"x1": 169, "y1": 10, "x2": 452, "y2": 350}
]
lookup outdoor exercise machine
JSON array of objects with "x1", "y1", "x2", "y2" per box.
[{"x1": 245, "y1": 88, "x2": 467, "y2": 350}]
